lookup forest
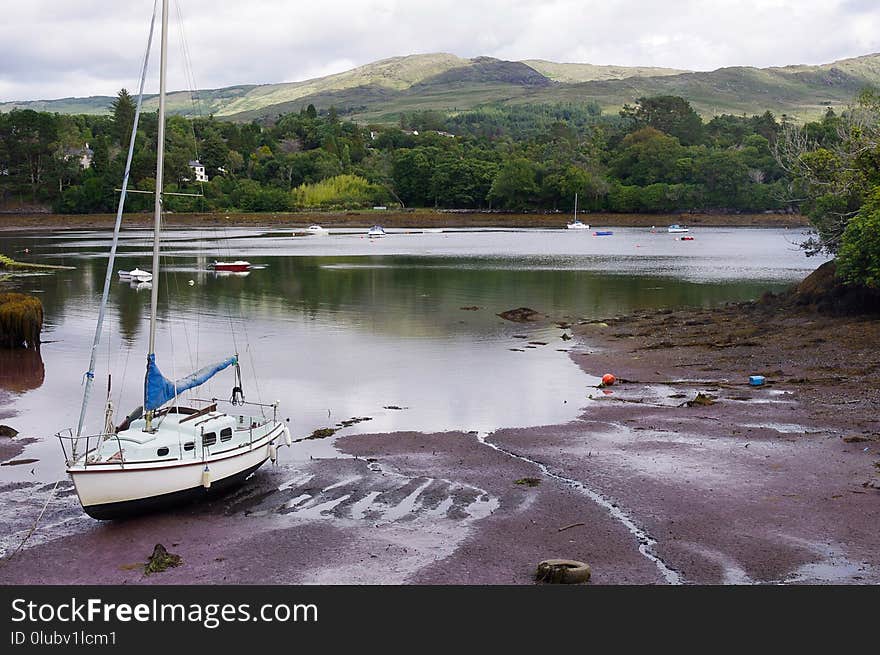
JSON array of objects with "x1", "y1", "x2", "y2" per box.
[{"x1": 0, "y1": 92, "x2": 815, "y2": 216}]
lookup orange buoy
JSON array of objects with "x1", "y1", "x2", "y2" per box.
[{"x1": 602, "y1": 373, "x2": 616, "y2": 386}]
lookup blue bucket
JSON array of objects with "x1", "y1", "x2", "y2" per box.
[{"x1": 749, "y1": 375, "x2": 765, "y2": 386}]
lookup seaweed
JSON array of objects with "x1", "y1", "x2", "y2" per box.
[
  {"x1": 0, "y1": 293, "x2": 43, "y2": 349},
  {"x1": 144, "y1": 544, "x2": 182, "y2": 575}
]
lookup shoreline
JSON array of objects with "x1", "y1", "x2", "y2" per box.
[
  {"x1": 0, "y1": 210, "x2": 808, "y2": 231},
  {"x1": 1, "y1": 290, "x2": 878, "y2": 584}
]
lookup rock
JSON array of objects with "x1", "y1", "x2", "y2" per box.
[
  {"x1": 459, "y1": 306, "x2": 480, "y2": 311},
  {"x1": 338, "y1": 416, "x2": 372, "y2": 427},
  {"x1": 497, "y1": 307, "x2": 543, "y2": 323},
  {"x1": 842, "y1": 434, "x2": 875, "y2": 443},
  {"x1": 0, "y1": 425, "x2": 18, "y2": 438},
  {"x1": 514, "y1": 477, "x2": 541, "y2": 487},
  {"x1": 681, "y1": 392, "x2": 717, "y2": 407},
  {"x1": 144, "y1": 544, "x2": 182, "y2": 575},
  {"x1": 561, "y1": 333, "x2": 572, "y2": 340},
  {"x1": 306, "y1": 427, "x2": 338, "y2": 440},
  {"x1": 794, "y1": 260, "x2": 880, "y2": 315}
]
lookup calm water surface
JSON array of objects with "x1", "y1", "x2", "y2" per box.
[{"x1": 1, "y1": 225, "x2": 821, "y2": 482}]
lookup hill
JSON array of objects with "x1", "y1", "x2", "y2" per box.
[{"x1": 2, "y1": 52, "x2": 878, "y2": 123}]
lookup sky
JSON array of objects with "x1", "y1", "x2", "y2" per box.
[{"x1": 1, "y1": 0, "x2": 879, "y2": 102}]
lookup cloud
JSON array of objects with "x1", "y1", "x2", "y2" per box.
[{"x1": 1, "y1": 0, "x2": 878, "y2": 101}]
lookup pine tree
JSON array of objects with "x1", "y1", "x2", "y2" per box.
[{"x1": 110, "y1": 89, "x2": 136, "y2": 150}]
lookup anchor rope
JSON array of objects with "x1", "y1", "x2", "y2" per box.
[{"x1": 0, "y1": 479, "x2": 61, "y2": 566}]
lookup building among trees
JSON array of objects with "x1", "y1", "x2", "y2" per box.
[{"x1": 187, "y1": 160, "x2": 208, "y2": 182}]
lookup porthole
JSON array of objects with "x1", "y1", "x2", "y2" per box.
[
  {"x1": 220, "y1": 427, "x2": 233, "y2": 442},
  {"x1": 203, "y1": 432, "x2": 217, "y2": 447},
  {"x1": 157, "y1": 446, "x2": 169, "y2": 456},
  {"x1": 183, "y1": 441, "x2": 195, "y2": 451}
]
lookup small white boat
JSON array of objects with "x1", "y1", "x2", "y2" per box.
[
  {"x1": 668, "y1": 224, "x2": 690, "y2": 233},
  {"x1": 306, "y1": 225, "x2": 328, "y2": 234},
  {"x1": 367, "y1": 225, "x2": 386, "y2": 238},
  {"x1": 566, "y1": 193, "x2": 589, "y2": 230},
  {"x1": 118, "y1": 268, "x2": 152, "y2": 282}
]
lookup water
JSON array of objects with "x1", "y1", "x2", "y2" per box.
[{"x1": 0, "y1": 225, "x2": 821, "y2": 484}]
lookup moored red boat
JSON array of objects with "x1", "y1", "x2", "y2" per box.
[{"x1": 209, "y1": 260, "x2": 251, "y2": 272}]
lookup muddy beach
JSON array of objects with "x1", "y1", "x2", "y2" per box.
[
  {"x1": 1, "y1": 277, "x2": 877, "y2": 585},
  {"x1": 0, "y1": 210, "x2": 807, "y2": 232}
]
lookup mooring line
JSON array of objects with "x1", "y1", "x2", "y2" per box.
[
  {"x1": 475, "y1": 432, "x2": 682, "y2": 585},
  {"x1": 0, "y1": 479, "x2": 62, "y2": 566}
]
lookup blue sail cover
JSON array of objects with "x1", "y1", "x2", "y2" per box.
[{"x1": 144, "y1": 353, "x2": 237, "y2": 411}]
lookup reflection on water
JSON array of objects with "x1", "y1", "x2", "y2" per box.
[
  {"x1": 0, "y1": 226, "x2": 822, "y2": 483},
  {"x1": 0, "y1": 348, "x2": 44, "y2": 393}
]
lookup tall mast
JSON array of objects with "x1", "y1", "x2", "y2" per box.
[
  {"x1": 574, "y1": 192, "x2": 578, "y2": 220},
  {"x1": 75, "y1": 0, "x2": 158, "y2": 443},
  {"x1": 145, "y1": 0, "x2": 168, "y2": 431}
]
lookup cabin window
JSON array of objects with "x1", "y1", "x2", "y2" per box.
[
  {"x1": 157, "y1": 446, "x2": 169, "y2": 457},
  {"x1": 183, "y1": 441, "x2": 195, "y2": 451},
  {"x1": 203, "y1": 432, "x2": 217, "y2": 447},
  {"x1": 220, "y1": 427, "x2": 233, "y2": 442}
]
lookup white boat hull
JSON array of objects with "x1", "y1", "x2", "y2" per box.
[
  {"x1": 567, "y1": 223, "x2": 589, "y2": 230},
  {"x1": 118, "y1": 269, "x2": 153, "y2": 282},
  {"x1": 68, "y1": 424, "x2": 286, "y2": 519}
]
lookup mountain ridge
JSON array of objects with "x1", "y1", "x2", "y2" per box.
[{"x1": 2, "y1": 51, "x2": 878, "y2": 122}]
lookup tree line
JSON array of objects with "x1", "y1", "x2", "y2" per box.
[{"x1": 2, "y1": 92, "x2": 804, "y2": 215}]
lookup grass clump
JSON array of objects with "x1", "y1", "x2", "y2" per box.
[{"x1": 0, "y1": 292, "x2": 43, "y2": 349}]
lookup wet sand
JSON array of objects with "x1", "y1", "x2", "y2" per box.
[
  {"x1": 0, "y1": 210, "x2": 807, "y2": 232},
  {"x1": 1, "y1": 296, "x2": 878, "y2": 585}
]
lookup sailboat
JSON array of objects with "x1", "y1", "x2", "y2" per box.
[
  {"x1": 56, "y1": 0, "x2": 290, "y2": 520},
  {"x1": 566, "y1": 193, "x2": 589, "y2": 230}
]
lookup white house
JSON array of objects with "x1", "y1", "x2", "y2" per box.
[
  {"x1": 63, "y1": 143, "x2": 94, "y2": 169},
  {"x1": 187, "y1": 160, "x2": 208, "y2": 182}
]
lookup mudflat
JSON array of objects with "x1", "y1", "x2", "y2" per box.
[
  {"x1": 0, "y1": 211, "x2": 808, "y2": 231},
  {"x1": 2, "y1": 290, "x2": 877, "y2": 584}
]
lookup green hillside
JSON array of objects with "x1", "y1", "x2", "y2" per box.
[
  {"x1": 522, "y1": 60, "x2": 878, "y2": 119},
  {"x1": 523, "y1": 59, "x2": 687, "y2": 82},
  {"x1": 2, "y1": 51, "x2": 878, "y2": 123}
]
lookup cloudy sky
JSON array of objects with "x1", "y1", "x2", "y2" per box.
[{"x1": 2, "y1": 0, "x2": 878, "y2": 101}]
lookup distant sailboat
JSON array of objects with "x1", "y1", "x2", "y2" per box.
[
  {"x1": 56, "y1": 0, "x2": 290, "y2": 520},
  {"x1": 566, "y1": 193, "x2": 589, "y2": 230}
]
